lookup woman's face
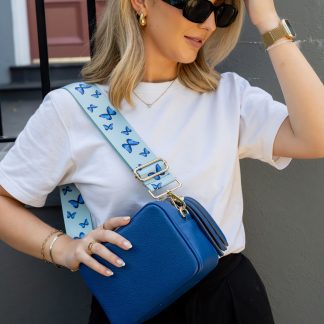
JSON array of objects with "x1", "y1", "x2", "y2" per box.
[{"x1": 138, "y1": 0, "x2": 217, "y2": 65}]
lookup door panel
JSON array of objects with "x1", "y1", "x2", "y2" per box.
[{"x1": 27, "y1": 0, "x2": 106, "y2": 60}]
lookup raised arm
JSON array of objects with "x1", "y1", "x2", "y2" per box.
[{"x1": 244, "y1": 0, "x2": 324, "y2": 159}]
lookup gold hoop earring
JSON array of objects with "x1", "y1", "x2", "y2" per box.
[{"x1": 139, "y1": 12, "x2": 147, "y2": 27}]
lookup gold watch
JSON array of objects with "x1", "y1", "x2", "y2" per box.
[{"x1": 262, "y1": 19, "x2": 296, "y2": 48}]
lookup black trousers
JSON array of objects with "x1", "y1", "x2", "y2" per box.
[{"x1": 88, "y1": 253, "x2": 275, "y2": 324}]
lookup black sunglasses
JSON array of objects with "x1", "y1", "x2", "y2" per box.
[{"x1": 162, "y1": 0, "x2": 238, "y2": 27}]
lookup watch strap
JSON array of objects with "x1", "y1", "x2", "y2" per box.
[{"x1": 262, "y1": 19, "x2": 294, "y2": 48}]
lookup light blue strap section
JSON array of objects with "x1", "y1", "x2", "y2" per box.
[
  {"x1": 59, "y1": 184, "x2": 94, "y2": 238},
  {"x1": 59, "y1": 82, "x2": 177, "y2": 238}
]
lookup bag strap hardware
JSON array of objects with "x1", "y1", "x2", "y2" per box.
[
  {"x1": 133, "y1": 158, "x2": 169, "y2": 182},
  {"x1": 148, "y1": 179, "x2": 182, "y2": 200},
  {"x1": 167, "y1": 192, "x2": 189, "y2": 219}
]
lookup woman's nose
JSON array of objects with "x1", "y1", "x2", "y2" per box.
[{"x1": 199, "y1": 12, "x2": 216, "y2": 32}]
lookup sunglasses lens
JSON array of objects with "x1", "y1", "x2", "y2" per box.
[
  {"x1": 163, "y1": 0, "x2": 238, "y2": 27},
  {"x1": 168, "y1": 0, "x2": 186, "y2": 9},
  {"x1": 216, "y1": 4, "x2": 238, "y2": 27},
  {"x1": 184, "y1": 0, "x2": 214, "y2": 23}
]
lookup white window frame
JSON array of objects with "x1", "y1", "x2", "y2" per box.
[{"x1": 11, "y1": 0, "x2": 31, "y2": 66}]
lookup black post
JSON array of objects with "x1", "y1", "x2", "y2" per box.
[
  {"x1": 0, "y1": 102, "x2": 16, "y2": 142},
  {"x1": 0, "y1": 102, "x2": 3, "y2": 137},
  {"x1": 87, "y1": 0, "x2": 97, "y2": 57},
  {"x1": 35, "y1": 0, "x2": 51, "y2": 98}
]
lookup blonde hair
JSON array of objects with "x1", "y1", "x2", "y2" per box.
[{"x1": 81, "y1": 0, "x2": 245, "y2": 108}]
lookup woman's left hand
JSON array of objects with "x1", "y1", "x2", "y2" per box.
[{"x1": 243, "y1": 0, "x2": 280, "y2": 33}]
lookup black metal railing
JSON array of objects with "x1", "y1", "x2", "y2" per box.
[
  {"x1": 87, "y1": 0, "x2": 97, "y2": 57},
  {"x1": 35, "y1": 0, "x2": 50, "y2": 99},
  {"x1": 0, "y1": 0, "x2": 97, "y2": 144}
]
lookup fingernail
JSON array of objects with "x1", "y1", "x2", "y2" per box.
[
  {"x1": 106, "y1": 270, "x2": 114, "y2": 276},
  {"x1": 123, "y1": 241, "x2": 132, "y2": 248},
  {"x1": 117, "y1": 259, "x2": 126, "y2": 267},
  {"x1": 123, "y1": 216, "x2": 130, "y2": 221}
]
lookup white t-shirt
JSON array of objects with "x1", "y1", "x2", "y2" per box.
[{"x1": 0, "y1": 72, "x2": 292, "y2": 256}]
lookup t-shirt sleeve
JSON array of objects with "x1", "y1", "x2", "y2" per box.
[
  {"x1": 0, "y1": 92, "x2": 75, "y2": 207},
  {"x1": 236, "y1": 74, "x2": 292, "y2": 170}
]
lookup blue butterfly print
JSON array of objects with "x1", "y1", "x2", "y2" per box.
[
  {"x1": 62, "y1": 186, "x2": 72, "y2": 195},
  {"x1": 121, "y1": 126, "x2": 132, "y2": 135},
  {"x1": 122, "y1": 139, "x2": 140, "y2": 153},
  {"x1": 139, "y1": 148, "x2": 150, "y2": 157},
  {"x1": 75, "y1": 83, "x2": 92, "y2": 95},
  {"x1": 73, "y1": 232, "x2": 85, "y2": 240},
  {"x1": 87, "y1": 104, "x2": 98, "y2": 113},
  {"x1": 68, "y1": 194, "x2": 85, "y2": 208},
  {"x1": 151, "y1": 183, "x2": 162, "y2": 190},
  {"x1": 91, "y1": 90, "x2": 102, "y2": 98},
  {"x1": 103, "y1": 123, "x2": 113, "y2": 131},
  {"x1": 148, "y1": 164, "x2": 166, "y2": 180},
  {"x1": 67, "y1": 211, "x2": 76, "y2": 219},
  {"x1": 99, "y1": 106, "x2": 117, "y2": 121},
  {"x1": 79, "y1": 218, "x2": 89, "y2": 228}
]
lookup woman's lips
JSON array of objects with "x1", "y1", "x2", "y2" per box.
[{"x1": 184, "y1": 36, "x2": 203, "y2": 48}]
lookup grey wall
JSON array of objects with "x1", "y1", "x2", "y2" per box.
[
  {"x1": 0, "y1": 205, "x2": 91, "y2": 324},
  {"x1": 218, "y1": 1, "x2": 324, "y2": 324},
  {"x1": 0, "y1": 1, "x2": 15, "y2": 84},
  {"x1": 0, "y1": 1, "x2": 324, "y2": 324}
]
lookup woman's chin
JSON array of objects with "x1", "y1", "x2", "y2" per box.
[{"x1": 177, "y1": 55, "x2": 198, "y2": 64}]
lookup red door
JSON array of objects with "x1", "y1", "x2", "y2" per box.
[{"x1": 27, "y1": 0, "x2": 106, "y2": 61}]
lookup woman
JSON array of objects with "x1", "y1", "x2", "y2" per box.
[{"x1": 0, "y1": 0, "x2": 323, "y2": 322}]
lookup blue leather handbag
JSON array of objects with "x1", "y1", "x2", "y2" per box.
[{"x1": 59, "y1": 83, "x2": 228, "y2": 323}]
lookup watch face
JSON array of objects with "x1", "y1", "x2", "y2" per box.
[{"x1": 283, "y1": 19, "x2": 296, "y2": 37}]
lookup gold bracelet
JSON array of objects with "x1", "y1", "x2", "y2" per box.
[
  {"x1": 41, "y1": 229, "x2": 61, "y2": 263},
  {"x1": 266, "y1": 39, "x2": 293, "y2": 52},
  {"x1": 49, "y1": 232, "x2": 65, "y2": 268}
]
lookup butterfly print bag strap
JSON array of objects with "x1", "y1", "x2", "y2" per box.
[{"x1": 59, "y1": 82, "x2": 228, "y2": 323}]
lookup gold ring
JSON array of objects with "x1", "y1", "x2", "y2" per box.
[
  {"x1": 70, "y1": 267, "x2": 79, "y2": 272},
  {"x1": 87, "y1": 240, "x2": 97, "y2": 254}
]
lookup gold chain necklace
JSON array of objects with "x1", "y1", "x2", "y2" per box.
[{"x1": 133, "y1": 79, "x2": 176, "y2": 108}]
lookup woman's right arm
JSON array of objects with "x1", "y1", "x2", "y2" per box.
[{"x1": 0, "y1": 185, "x2": 132, "y2": 276}]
